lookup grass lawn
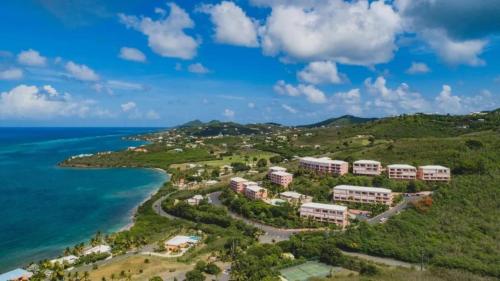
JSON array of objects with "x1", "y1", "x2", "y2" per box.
[
  {"x1": 197, "y1": 150, "x2": 277, "y2": 167},
  {"x1": 88, "y1": 255, "x2": 192, "y2": 281}
]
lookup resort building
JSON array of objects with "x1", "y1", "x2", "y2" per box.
[
  {"x1": 269, "y1": 166, "x2": 287, "y2": 173},
  {"x1": 0, "y1": 268, "x2": 33, "y2": 281},
  {"x1": 230, "y1": 177, "x2": 248, "y2": 193},
  {"x1": 186, "y1": 195, "x2": 204, "y2": 206},
  {"x1": 50, "y1": 255, "x2": 78, "y2": 265},
  {"x1": 83, "y1": 245, "x2": 111, "y2": 256},
  {"x1": 269, "y1": 171, "x2": 294, "y2": 187},
  {"x1": 299, "y1": 202, "x2": 349, "y2": 228},
  {"x1": 244, "y1": 185, "x2": 268, "y2": 200},
  {"x1": 387, "y1": 164, "x2": 417, "y2": 180},
  {"x1": 165, "y1": 235, "x2": 200, "y2": 252},
  {"x1": 279, "y1": 191, "x2": 312, "y2": 205},
  {"x1": 417, "y1": 165, "x2": 451, "y2": 181},
  {"x1": 299, "y1": 157, "x2": 349, "y2": 175},
  {"x1": 333, "y1": 185, "x2": 393, "y2": 205},
  {"x1": 353, "y1": 160, "x2": 382, "y2": 176}
]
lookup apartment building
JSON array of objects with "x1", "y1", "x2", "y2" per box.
[
  {"x1": 417, "y1": 165, "x2": 451, "y2": 181},
  {"x1": 230, "y1": 177, "x2": 248, "y2": 193},
  {"x1": 387, "y1": 164, "x2": 417, "y2": 180},
  {"x1": 333, "y1": 185, "x2": 393, "y2": 205},
  {"x1": 269, "y1": 171, "x2": 294, "y2": 187},
  {"x1": 279, "y1": 191, "x2": 312, "y2": 205},
  {"x1": 269, "y1": 166, "x2": 287, "y2": 173},
  {"x1": 353, "y1": 160, "x2": 382, "y2": 176},
  {"x1": 299, "y1": 157, "x2": 349, "y2": 175},
  {"x1": 244, "y1": 185, "x2": 268, "y2": 200},
  {"x1": 299, "y1": 202, "x2": 348, "y2": 228}
]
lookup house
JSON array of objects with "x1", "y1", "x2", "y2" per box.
[
  {"x1": 186, "y1": 195, "x2": 204, "y2": 206},
  {"x1": 83, "y1": 245, "x2": 111, "y2": 256},
  {"x1": 299, "y1": 157, "x2": 348, "y2": 175},
  {"x1": 417, "y1": 165, "x2": 451, "y2": 181},
  {"x1": 0, "y1": 268, "x2": 33, "y2": 281},
  {"x1": 165, "y1": 235, "x2": 200, "y2": 252},
  {"x1": 279, "y1": 191, "x2": 312, "y2": 205},
  {"x1": 353, "y1": 160, "x2": 382, "y2": 176},
  {"x1": 269, "y1": 171, "x2": 293, "y2": 187},
  {"x1": 50, "y1": 255, "x2": 78, "y2": 265},
  {"x1": 244, "y1": 185, "x2": 268, "y2": 200},
  {"x1": 387, "y1": 164, "x2": 417, "y2": 180},
  {"x1": 333, "y1": 185, "x2": 393, "y2": 205},
  {"x1": 230, "y1": 177, "x2": 248, "y2": 193},
  {"x1": 299, "y1": 202, "x2": 348, "y2": 228}
]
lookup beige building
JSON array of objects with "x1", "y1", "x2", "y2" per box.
[
  {"x1": 353, "y1": 160, "x2": 382, "y2": 176},
  {"x1": 299, "y1": 202, "x2": 348, "y2": 228},
  {"x1": 417, "y1": 165, "x2": 451, "y2": 181},
  {"x1": 279, "y1": 191, "x2": 312, "y2": 205},
  {"x1": 333, "y1": 185, "x2": 393, "y2": 205},
  {"x1": 269, "y1": 171, "x2": 294, "y2": 187},
  {"x1": 230, "y1": 177, "x2": 248, "y2": 193},
  {"x1": 299, "y1": 157, "x2": 349, "y2": 175},
  {"x1": 387, "y1": 164, "x2": 417, "y2": 180},
  {"x1": 244, "y1": 185, "x2": 268, "y2": 200}
]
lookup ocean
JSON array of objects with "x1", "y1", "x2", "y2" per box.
[{"x1": 0, "y1": 128, "x2": 168, "y2": 272}]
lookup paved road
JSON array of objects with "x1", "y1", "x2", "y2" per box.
[{"x1": 367, "y1": 194, "x2": 427, "y2": 225}]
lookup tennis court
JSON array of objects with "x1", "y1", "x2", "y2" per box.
[{"x1": 280, "y1": 261, "x2": 338, "y2": 281}]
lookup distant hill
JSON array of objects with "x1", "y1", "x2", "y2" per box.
[
  {"x1": 178, "y1": 119, "x2": 204, "y2": 128},
  {"x1": 176, "y1": 120, "x2": 282, "y2": 137},
  {"x1": 300, "y1": 115, "x2": 377, "y2": 128}
]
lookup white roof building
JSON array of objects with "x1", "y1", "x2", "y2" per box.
[
  {"x1": 334, "y1": 185, "x2": 391, "y2": 193},
  {"x1": 245, "y1": 185, "x2": 266, "y2": 193},
  {"x1": 387, "y1": 164, "x2": 416, "y2": 169},
  {"x1": 230, "y1": 177, "x2": 248, "y2": 183},
  {"x1": 280, "y1": 191, "x2": 304, "y2": 199},
  {"x1": 271, "y1": 171, "x2": 293, "y2": 177},
  {"x1": 354, "y1": 160, "x2": 381, "y2": 165},
  {"x1": 83, "y1": 245, "x2": 111, "y2": 256},
  {"x1": 50, "y1": 255, "x2": 78, "y2": 265},
  {"x1": 300, "y1": 202, "x2": 347, "y2": 212},
  {"x1": 300, "y1": 157, "x2": 346, "y2": 165},
  {"x1": 419, "y1": 165, "x2": 449, "y2": 170},
  {"x1": 166, "y1": 235, "x2": 199, "y2": 246}
]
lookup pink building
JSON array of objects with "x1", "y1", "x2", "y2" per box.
[
  {"x1": 230, "y1": 177, "x2": 248, "y2": 193},
  {"x1": 353, "y1": 160, "x2": 382, "y2": 176},
  {"x1": 333, "y1": 185, "x2": 393, "y2": 205},
  {"x1": 244, "y1": 185, "x2": 268, "y2": 200},
  {"x1": 417, "y1": 165, "x2": 451, "y2": 181},
  {"x1": 269, "y1": 171, "x2": 293, "y2": 187},
  {"x1": 387, "y1": 164, "x2": 417, "y2": 180},
  {"x1": 299, "y1": 202, "x2": 348, "y2": 228},
  {"x1": 299, "y1": 157, "x2": 348, "y2": 175}
]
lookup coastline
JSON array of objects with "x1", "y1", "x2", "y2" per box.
[{"x1": 119, "y1": 167, "x2": 170, "y2": 232}]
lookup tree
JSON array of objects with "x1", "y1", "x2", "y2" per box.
[
  {"x1": 257, "y1": 158, "x2": 268, "y2": 168},
  {"x1": 185, "y1": 270, "x2": 205, "y2": 281},
  {"x1": 195, "y1": 260, "x2": 207, "y2": 272},
  {"x1": 269, "y1": 155, "x2": 283, "y2": 164},
  {"x1": 149, "y1": 277, "x2": 163, "y2": 281},
  {"x1": 204, "y1": 263, "x2": 221, "y2": 275}
]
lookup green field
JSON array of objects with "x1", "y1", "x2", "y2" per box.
[
  {"x1": 197, "y1": 150, "x2": 277, "y2": 166},
  {"x1": 280, "y1": 261, "x2": 337, "y2": 281}
]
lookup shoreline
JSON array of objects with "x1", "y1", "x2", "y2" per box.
[{"x1": 119, "y1": 167, "x2": 170, "y2": 232}]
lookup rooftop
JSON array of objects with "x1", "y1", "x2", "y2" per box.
[
  {"x1": 354, "y1": 160, "x2": 381, "y2": 165},
  {"x1": 269, "y1": 166, "x2": 287, "y2": 171},
  {"x1": 271, "y1": 171, "x2": 293, "y2": 177},
  {"x1": 280, "y1": 191, "x2": 305, "y2": 198},
  {"x1": 231, "y1": 177, "x2": 248, "y2": 182},
  {"x1": 300, "y1": 202, "x2": 347, "y2": 211},
  {"x1": 334, "y1": 185, "x2": 392, "y2": 193},
  {"x1": 166, "y1": 235, "x2": 200, "y2": 246},
  {"x1": 245, "y1": 185, "x2": 266, "y2": 192},
  {"x1": 300, "y1": 157, "x2": 347, "y2": 165},
  {"x1": 387, "y1": 164, "x2": 416, "y2": 169},
  {"x1": 419, "y1": 165, "x2": 449, "y2": 170},
  {"x1": 0, "y1": 269, "x2": 33, "y2": 281}
]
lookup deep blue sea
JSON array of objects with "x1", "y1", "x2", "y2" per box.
[{"x1": 0, "y1": 128, "x2": 168, "y2": 272}]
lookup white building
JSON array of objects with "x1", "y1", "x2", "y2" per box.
[
  {"x1": 333, "y1": 185, "x2": 392, "y2": 205},
  {"x1": 353, "y1": 160, "x2": 382, "y2": 176},
  {"x1": 83, "y1": 245, "x2": 111, "y2": 256},
  {"x1": 186, "y1": 195, "x2": 204, "y2": 206},
  {"x1": 50, "y1": 255, "x2": 78, "y2": 265},
  {"x1": 279, "y1": 191, "x2": 312, "y2": 204},
  {"x1": 387, "y1": 164, "x2": 417, "y2": 180},
  {"x1": 299, "y1": 202, "x2": 348, "y2": 228}
]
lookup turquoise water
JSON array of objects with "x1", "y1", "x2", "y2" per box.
[{"x1": 0, "y1": 128, "x2": 168, "y2": 271}]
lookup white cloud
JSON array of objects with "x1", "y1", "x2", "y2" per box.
[
  {"x1": 42, "y1": 85, "x2": 58, "y2": 96},
  {"x1": 200, "y1": 1, "x2": 259, "y2": 47},
  {"x1": 0, "y1": 68, "x2": 23, "y2": 80},
  {"x1": 260, "y1": 0, "x2": 401, "y2": 65},
  {"x1": 121, "y1": 101, "x2": 137, "y2": 112},
  {"x1": 0, "y1": 84, "x2": 92, "y2": 119},
  {"x1": 107, "y1": 80, "x2": 144, "y2": 91},
  {"x1": 17, "y1": 49, "x2": 47, "y2": 66},
  {"x1": 188, "y1": 63, "x2": 210, "y2": 74},
  {"x1": 435, "y1": 85, "x2": 462, "y2": 113},
  {"x1": 223, "y1": 108, "x2": 235, "y2": 118},
  {"x1": 406, "y1": 62, "x2": 430, "y2": 74},
  {"x1": 119, "y1": 47, "x2": 146, "y2": 62},
  {"x1": 274, "y1": 80, "x2": 326, "y2": 103},
  {"x1": 65, "y1": 61, "x2": 99, "y2": 81},
  {"x1": 421, "y1": 29, "x2": 486, "y2": 66},
  {"x1": 331, "y1": 88, "x2": 362, "y2": 115},
  {"x1": 281, "y1": 104, "x2": 297, "y2": 114},
  {"x1": 365, "y1": 76, "x2": 429, "y2": 113},
  {"x1": 298, "y1": 61, "x2": 342, "y2": 84},
  {"x1": 146, "y1": 110, "x2": 160, "y2": 120},
  {"x1": 119, "y1": 3, "x2": 198, "y2": 60},
  {"x1": 248, "y1": 102, "x2": 255, "y2": 108}
]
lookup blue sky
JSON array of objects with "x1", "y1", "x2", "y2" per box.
[{"x1": 0, "y1": 0, "x2": 499, "y2": 127}]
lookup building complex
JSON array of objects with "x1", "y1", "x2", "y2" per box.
[
  {"x1": 387, "y1": 164, "x2": 417, "y2": 180},
  {"x1": 417, "y1": 165, "x2": 451, "y2": 181},
  {"x1": 299, "y1": 202, "x2": 349, "y2": 228},
  {"x1": 353, "y1": 160, "x2": 382, "y2": 176},
  {"x1": 299, "y1": 157, "x2": 348, "y2": 175},
  {"x1": 333, "y1": 185, "x2": 393, "y2": 205},
  {"x1": 269, "y1": 170, "x2": 293, "y2": 187}
]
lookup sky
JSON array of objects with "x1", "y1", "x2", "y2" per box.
[{"x1": 0, "y1": 0, "x2": 499, "y2": 127}]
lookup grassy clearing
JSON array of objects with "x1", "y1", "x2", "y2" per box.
[{"x1": 197, "y1": 150, "x2": 277, "y2": 167}]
